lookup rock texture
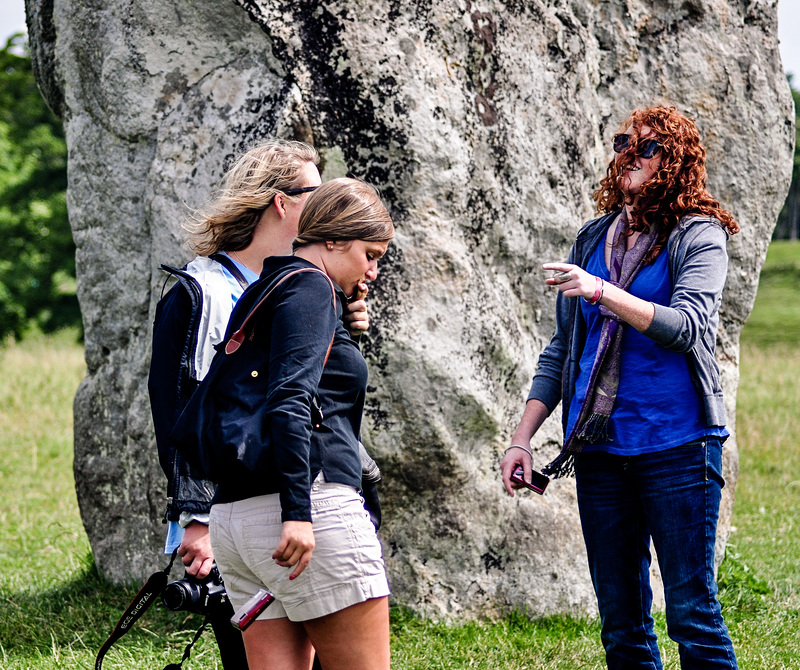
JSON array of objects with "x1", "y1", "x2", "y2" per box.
[{"x1": 28, "y1": 0, "x2": 793, "y2": 618}]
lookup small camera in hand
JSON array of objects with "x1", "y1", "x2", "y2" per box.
[
  {"x1": 161, "y1": 564, "x2": 228, "y2": 615},
  {"x1": 511, "y1": 465, "x2": 549, "y2": 495}
]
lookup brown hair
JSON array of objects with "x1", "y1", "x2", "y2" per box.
[
  {"x1": 187, "y1": 139, "x2": 320, "y2": 256},
  {"x1": 293, "y1": 178, "x2": 394, "y2": 250},
  {"x1": 594, "y1": 106, "x2": 739, "y2": 262}
]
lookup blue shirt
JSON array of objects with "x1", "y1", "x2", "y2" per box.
[
  {"x1": 219, "y1": 252, "x2": 260, "y2": 302},
  {"x1": 565, "y1": 239, "x2": 727, "y2": 455}
]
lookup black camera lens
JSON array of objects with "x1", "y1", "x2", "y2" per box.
[
  {"x1": 162, "y1": 579, "x2": 204, "y2": 611},
  {"x1": 161, "y1": 566, "x2": 227, "y2": 615}
]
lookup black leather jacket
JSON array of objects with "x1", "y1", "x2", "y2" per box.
[{"x1": 149, "y1": 258, "x2": 242, "y2": 521}]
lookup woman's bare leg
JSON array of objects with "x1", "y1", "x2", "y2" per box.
[
  {"x1": 303, "y1": 596, "x2": 390, "y2": 670},
  {"x1": 242, "y1": 617, "x2": 314, "y2": 670}
]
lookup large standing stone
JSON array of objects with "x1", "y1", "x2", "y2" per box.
[{"x1": 27, "y1": 0, "x2": 793, "y2": 617}]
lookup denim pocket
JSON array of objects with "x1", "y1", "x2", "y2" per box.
[{"x1": 704, "y1": 436, "x2": 725, "y2": 488}]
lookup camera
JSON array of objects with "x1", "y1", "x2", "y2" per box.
[
  {"x1": 511, "y1": 465, "x2": 550, "y2": 495},
  {"x1": 162, "y1": 564, "x2": 228, "y2": 615},
  {"x1": 231, "y1": 588, "x2": 276, "y2": 631}
]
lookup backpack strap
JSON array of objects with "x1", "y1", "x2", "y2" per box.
[
  {"x1": 209, "y1": 253, "x2": 250, "y2": 290},
  {"x1": 225, "y1": 268, "x2": 336, "y2": 360}
]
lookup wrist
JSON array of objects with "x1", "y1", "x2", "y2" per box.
[
  {"x1": 583, "y1": 276, "x2": 604, "y2": 305},
  {"x1": 179, "y1": 512, "x2": 210, "y2": 528},
  {"x1": 505, "y1": 444, "x2": 533, "y2": 457}
]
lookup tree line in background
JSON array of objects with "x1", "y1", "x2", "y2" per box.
[
  {"x1": 0, "y1": 34, "x2": 76, "y2": 342},
  {"x1": 774, "y1": 76, "x2": 800, "y2": 240},
  {"x1": 0, "y1": 35, "x2": 798, "y2": 342}
]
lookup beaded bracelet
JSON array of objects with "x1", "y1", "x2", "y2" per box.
[
  {"x1": 504, "y1": 444, "x2": 533, "y2": 457},
  {"x1": 583, "y1": 276, "x2": 604, "y2": 305}
]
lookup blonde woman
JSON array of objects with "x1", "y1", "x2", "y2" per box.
[{"x1": 148, "y1": 141, "x2": 369, "y2": 668}]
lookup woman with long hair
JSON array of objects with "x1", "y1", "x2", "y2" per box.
[
  {"x1": 501, "y1": 106, "x2": 739, "y2": 669},
  {"x1": 149, "y1": 140, "x2": 370, "y2": 668},
  {"x1": 209, "y1": 178, "x2": 394, "y2": 670}
]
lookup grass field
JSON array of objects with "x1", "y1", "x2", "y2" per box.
[{"x1": 1, "y1": 242, "x2": 799, "y2": 669}]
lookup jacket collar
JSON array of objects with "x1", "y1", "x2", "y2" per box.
[{"x1": 259, "y1": 255, "x2": 348, "y2": 305}]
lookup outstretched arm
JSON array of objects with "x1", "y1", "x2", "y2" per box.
[
  {"x1": 542, "y1": 221, "x2": 728, "y2": 347},
  {"x1": 542, "y1": 263, "x2": 655, "y2": 332}
]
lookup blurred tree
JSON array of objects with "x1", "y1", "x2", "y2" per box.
[
  {"x1": 774, "y1": 76, "x2": 799, "y2": 240},
  {"x1": 0, "y1": 33, "x2": 78, "y2": 341}
]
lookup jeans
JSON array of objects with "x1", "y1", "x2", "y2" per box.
[{"x1": 574, "y1": 437, "x2": 738, "y2": 669}]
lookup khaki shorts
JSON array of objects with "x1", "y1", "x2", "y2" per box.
[{"x1": 209, "y1": 476, "x2": 389, "y2": 622}]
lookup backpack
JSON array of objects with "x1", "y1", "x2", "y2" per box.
[
  {"x1": 148, "y1": 254, "x2": 249, "y2": 520},
  {"x1": 168, "y1": 268, "x2": 335, "y2": 483}
]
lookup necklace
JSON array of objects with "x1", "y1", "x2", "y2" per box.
[{"x1": 229, "y1": 250, "x2": 257, "y2": 274}]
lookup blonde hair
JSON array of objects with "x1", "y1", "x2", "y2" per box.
[
  {"x1": 187, "y1": 139, "x2": 320, "y2": 255},
  {"x1": 293, "y1": 178, "x2": 394, "y2": 250}
]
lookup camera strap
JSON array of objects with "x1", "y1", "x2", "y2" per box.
[
  {"x1": 95, "y1": 550, "x2": 210, "y2": 670},
  {"x1": 163, "y1": 617, "x2": 210, "y2": 670}
]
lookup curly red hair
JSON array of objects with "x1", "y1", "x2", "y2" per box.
[{"x1": 594, "y1": 106, "x2": 739, "y2": 262}]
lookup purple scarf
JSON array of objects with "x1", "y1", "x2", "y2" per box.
[{"x1": 543, "y1": 210, "x2": 658, "y2": 478}]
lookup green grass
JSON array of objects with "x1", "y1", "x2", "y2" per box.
[
  {"x1": 718, "y1": 340, "x2": 800, "y2": 667},
  {"x1": 0, "y1": 331, "x2": 225, "y2": 669},
  {"x1": 1, "y1": 243, "x2": 799, "y2": 669},
  {"x1": 719, "y1": 245, "x2": 800, "y2": 666},
  {"x1": 739, "y1": 240, "x2": 800, "y2": 348}
]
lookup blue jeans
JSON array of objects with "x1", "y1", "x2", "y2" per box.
[{"x1": 574, "y1": 437, "x2": 738, "y2": 669}]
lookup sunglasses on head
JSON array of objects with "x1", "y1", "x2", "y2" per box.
[
  {"x1": 282, "y1": 185, "x2": 319, "y2": 196},
  {"x1": 613, "y1": 134, "x2": 662, "y2": 158}
]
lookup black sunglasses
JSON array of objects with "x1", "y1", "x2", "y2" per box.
[
  {"x1": 613, "y1": 134, "x2": 662, "y2": 159},
  {"x1": 282, "y1": 186, "x2": 319, "y2": 196}
]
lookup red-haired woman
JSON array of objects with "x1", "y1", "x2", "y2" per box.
[{"x1": 501, "y1": 106, "x2": 739, "y2": 669}]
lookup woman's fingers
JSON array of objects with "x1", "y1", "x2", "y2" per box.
[
  {"x1": 543, "y1": 264, "x2": 577, "y2": 286},
  {"x1": 542, "y1": 262, "x2": 572, "y2": 274},
  {"x1": 500, "y1": 448, "x2": 532, "y2": 497},
  {"x1": 542, "y1": 263, "x2": 597, "y2": 300},
  {"x1": 272, "y1": 520, "x2": 315, "y2": 578},
  {"x1": 343, "y1": 300, "x2": 369, "y2": 333},
  {"x1": 343, "y1": 282, "x2": 370, "y2": 335},
  {"x1": 289, "y1": 547, "x2": 313, "y2": 580}
]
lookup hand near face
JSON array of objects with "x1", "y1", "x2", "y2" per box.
[{"x1": 343, "y1": 282, "x2": 370, "y2": 335}]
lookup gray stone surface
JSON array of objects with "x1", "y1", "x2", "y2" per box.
[{"x1": 28, "y1": 0, "x2": 793, "y2": 617}]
